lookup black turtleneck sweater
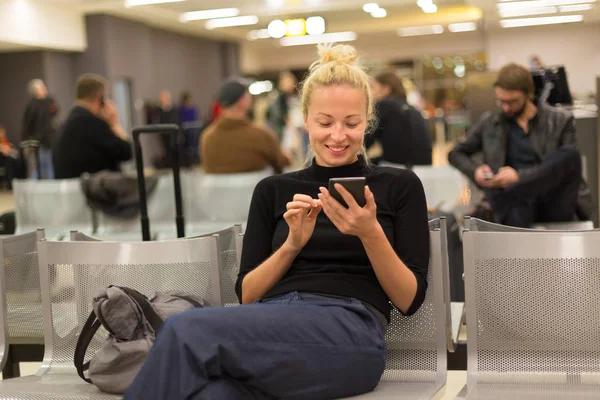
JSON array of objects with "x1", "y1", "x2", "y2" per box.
[{"x1": 235, "y1": 158, "x2": 430, "y2": 320}]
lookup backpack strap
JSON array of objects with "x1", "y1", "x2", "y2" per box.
[
  {"x1": 117, "y1": 286, "x2": 165, "y2": 333},
  {"x1": 74, "y1": 310, "x2": 101, "y2": 384},
  {"x1": 171, "y1": 294, "x2": 204, "y2": 308}
]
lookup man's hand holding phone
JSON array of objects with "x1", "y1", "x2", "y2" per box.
[{"x1": 474, "y1": 165, "x2": 497, "y2": 188}]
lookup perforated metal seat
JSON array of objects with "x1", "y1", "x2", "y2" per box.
[
  {"x1": 184, "y1": 169, "x2": 272, "y2": 224},
  {"x1": 0, "y1": 237, "x2": 221, "y2": 398},
  {"x1": 93, "y1": 173, "x2": 181, "y2": 239},
  {"x1": 188, "y1": 225, "x2": 243, "y2": 306},
  {"x1": 379, "y1": 164, "x2": 469, "y2": 212},
  {"x1": 465, "y1": 216, "x2": 597, "y2": 232},
  {"x1": 0, "y1": 230, "x2": 46, "y2": 361},
  {"x1": 234, "y1": 219, "x2": 449, "y2": 399},
  {"x1": 13, "y1": 179, "x2": 93, "y2": 239},
  {"x1": 457, "y1": 229, "x2": 600, "y2": 399}
]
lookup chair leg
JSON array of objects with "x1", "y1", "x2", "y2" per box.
[{"x1": 2, "y1": 348, "x2": 20, "y2": 379}]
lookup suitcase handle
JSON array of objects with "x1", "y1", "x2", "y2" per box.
[{"x1": 132, "y1": 124, "x2": 184, "y2": 241}]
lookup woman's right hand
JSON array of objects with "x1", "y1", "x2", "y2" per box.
[{"x1": 284, "y1": 194, "x2": 322, "y2": 252}]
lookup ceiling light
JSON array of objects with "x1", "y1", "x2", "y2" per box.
[
  {"x1": 500, "y1": 14, "x2": 583, "y2": 27},
  {"x1": 306, "y1": 16, "x2": 326, "y2": 35},
  {"x1": 499, "y1": 6, "x2": 558, "y2": 17},
  {"x1": 397, "y1": 25, "x2": 444, "y2": 36},
  {"x1": 417, "y1": 0, "x2": 433, "y2": 7},
  {"x1": 268, "y1": 20, "x2": 287, "y2": 38},
  {"x1": 249, "y1": 81, "x2": 274, "y2": 95},
  {"x1": 125, "y1": 0, "x2": 184, "y2": 6},
  {"x1": 286, "y1": 19, "x2": 306, "y2": 36},
  {"x1": 267, "y1": 0, "x2": 285, "y2": 7},
  {"x1": 205, "y1": 16, "x2": 259, "y2": 29},
  {"x1": 363, "y1": 3, "x2": 380, "y2": 13},
  {"x1": 371, "y1": 8, "x2": 387, "y2": 17},
  {"x1": 448, "y1": 22, "x2": 477, "y2": 32},
  {"x1": 180, "y1": 8, "x2": 240, "y2": 22},
  {"x1": 247, "y1": 29, "x2": 270, "y2": 40},
  {"x1": 280, "y1": 31, "x2": 357, "y2": 46},
  {"x1": 497, "y1": 0, "x2": 596, "y2": 11},
  {"x1": 558, "y1": 3, "x2": 593, "y2": 11},
  {"x1": 422, "y1": 3, "x2": 438, "y2": 13}
]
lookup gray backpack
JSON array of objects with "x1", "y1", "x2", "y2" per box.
[{"x1": 74, "y1": 285, "x2": 210, "y2": 394}]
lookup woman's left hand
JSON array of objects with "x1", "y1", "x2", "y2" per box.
[{"x1": 318, "y1": 184, "x2": 381, "y2": 239}]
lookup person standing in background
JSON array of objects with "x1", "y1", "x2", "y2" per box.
[
  {"x1": 153, "y1": 90, "x2": 180, "y2": 168},
  {"x1": 367, "y1": 71, "x2": 432, "y2": 166},
  {"x1": 179, "y1": 91, "x2": 200, "y2": 165},
  {"x1": 267, "y1": 71, "x2": 298, "y2": 143},
  {"x1": 22, "y1": 79, "x2": 59, "y2": 179}
]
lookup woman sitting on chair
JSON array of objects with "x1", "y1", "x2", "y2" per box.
[{"x1": 125, "y1": 43, "x2": 430, "y2": 400}]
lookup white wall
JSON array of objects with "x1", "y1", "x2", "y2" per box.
[
  {"x1": 486, "y1": 23, "x2": 600, "y2": 98},
  {"x1": 0, "y1": 0, "x2": 86, "y2": 51}
]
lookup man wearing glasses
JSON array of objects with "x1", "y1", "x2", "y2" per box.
[{"x1": 449, "y1": 63, "x2": 588, "y2": 228}]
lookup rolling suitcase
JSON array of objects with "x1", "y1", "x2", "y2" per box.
[{"x1": 132, "y1": 124, "x2": 185, "y2": 241}]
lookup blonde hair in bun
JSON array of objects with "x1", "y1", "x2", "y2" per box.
[{"x1": 300, "y1": 43, "x2": 375, "y2": 165}]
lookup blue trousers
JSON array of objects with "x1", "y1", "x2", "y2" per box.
[
  {"x1": 487, "y1": 147, "x2": 581, "y2": 228},
  {"x1": 32, "y1": 147, "x2": 54, "y2": 179},
  {"x1": 124, "y1": 292, "x2": 386, "y2": 400}
]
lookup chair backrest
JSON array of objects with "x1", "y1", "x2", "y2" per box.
[
  {"x1": 13, "y1": 179, "x2": 93, "y2": 237},
  {"x1": 465, "y1": 217, "x2": 596, "y2": 232},
  {"x1": 0, "y1": 230, "x2": 45, "y2": 349},
  {"x1": 36, "y1": 236, "x2": 221, "y2": 376},
  {"x1": 463, "y1": 229, "x2": 600, "y2": 388},
  {"x1": 233, "y1": 220, "x2": 448, "y2": 387},
  {"x1": 94, "y1": 172, "x2": 178, "y2": 236},
  {"x1": 185, "y1": 169, "x2": 272, "y2": 223},
  {"x1": 187, "y1": 224, "x2": 243, "y2": 305},
  {"x1": 380, "y1": 218, "x2": 447, "y2": 387},
  {"x1": 379, "y1": 163, "x2": 469, "y2": 211}
]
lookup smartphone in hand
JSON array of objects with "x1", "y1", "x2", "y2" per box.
[{"x1": 328, "y1": 177, "x2": 366, "y2": 208}]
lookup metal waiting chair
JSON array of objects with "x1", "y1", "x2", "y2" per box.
[
  {"x1": 465, "y1": 216, "x2": 596, "y2": 232},
  {"x1": 0, "y1": 248, "x2": 6, "y2": 373},
  {"x1": 234, "y1": 219, "x2": 450, "y2": 399},
  {"x1": 379, "y1": 163, "x2": 470, "y2": 212},
  {"x1": 185, "y1": 168, "x2": 272, "y2": 225},
  {"x1": 0, "y1": 236, "x2": 221, "y2": 398},
  {"x1": 0, "y1": 230, "x2": 45, "y2": 377},
  {"x1": 13, "y1": 179, "x2": 94, "y2": 239},
  {"x1": 457, "y1": 228, "x2": 600, "y2": 398},
  {"x1": 93, "y1": 172, "x2": 180, "y2": 240},
  {"x1": 188, "y1": 225, "x2": 243, "y2": 306},
  {"x1": 71, "y1": 224, "x2": 243, "y2": 306}
]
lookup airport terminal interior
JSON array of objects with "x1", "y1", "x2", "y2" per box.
[{"x1": 0, "y1": 0, "x2": 600, "y2": 399}]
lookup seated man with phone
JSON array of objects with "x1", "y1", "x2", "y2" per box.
[
  {"x1": 54, "y1": 73, "x2": 132, "y2": 179},
  {"x1": 448, "y1": 63, "x2": 588, "y2": 228}
]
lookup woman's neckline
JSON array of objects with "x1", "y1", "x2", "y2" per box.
[{"x1": 307, "y1": 156, "x2": 368, "y2": 182}]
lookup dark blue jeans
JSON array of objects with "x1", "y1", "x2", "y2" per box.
[
  {"x1": 487, "y1": 147, "x2": 582, "y2": 228},
  {"x1": 124, "y1": 292, "x2": 386, "y2": 400}
]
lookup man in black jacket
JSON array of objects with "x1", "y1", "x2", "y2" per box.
[
  {"x1": 448, "y1": 63, "x2": 587, "y2": 228},
  {"x1": 53, "y1": 74, "x2": 132, "y2": 179},
  {"x1": 22, "y1": 79, "x2": 59, "y2": 179}
]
